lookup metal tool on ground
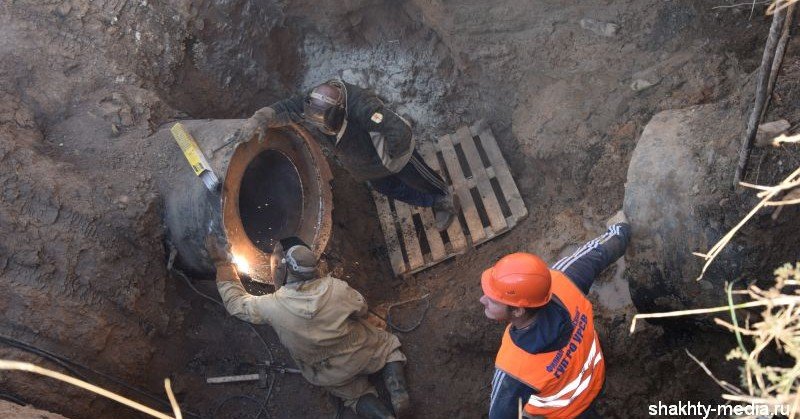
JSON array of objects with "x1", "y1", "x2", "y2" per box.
[
  {"x1": 171, "y1": 122, "x2": 220, "y2": 192},
  {"x1": 207, "y1": 362, "x2": 300, "y2": 389}
]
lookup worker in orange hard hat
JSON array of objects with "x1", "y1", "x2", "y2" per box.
[{"x1": 481, "y1": 211, "x2": 630, "y2": 419}]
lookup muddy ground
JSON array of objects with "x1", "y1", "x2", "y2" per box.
[{"x1": 1, "y1": 0, "x2": 800, "y2": 418}]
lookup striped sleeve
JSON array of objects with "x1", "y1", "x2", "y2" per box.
[
  {"x1": 489, "y1": 368, "x2": 535, "y2": 419},
  {"x1": 551, "y1": 223, "x2": 631, "y2": 294}
]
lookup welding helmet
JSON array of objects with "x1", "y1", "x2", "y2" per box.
[
  {"x1": 304, "y1": 80, "x2": 346, "y2": 136},
  {"x1": 270, "y1": 237, "x2": 316, "y2": 287}
]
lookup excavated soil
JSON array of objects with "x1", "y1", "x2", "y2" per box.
[{"x1": 2, "y1": 1, "x2": 799, "y2": 418}]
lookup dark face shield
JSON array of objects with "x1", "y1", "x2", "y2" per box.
[
  {"x1": 303, "y1": 103, "x2": 338, "y2": 135},
  {"x1": 303, "y1": 82, "x2": 345, "y2": 136}
]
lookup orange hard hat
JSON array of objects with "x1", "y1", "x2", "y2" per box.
[{"x1": 481, "y1": 253, "x2": 552, "y2": 308}]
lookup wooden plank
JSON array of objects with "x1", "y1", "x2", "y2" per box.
[
  {"x1": 438, "y1": 134, "x2": 486, "y2": 243},
  {"x1": 472, "y1": 121, "x2": 528, "y2": 220},
  {"x1": 372, "y1": 192, "x2": 406, "y2": 275},
  {"x1": 419, "y1": 142, "x2": 468, "y2": 253},
  {"x1": 372, "y1": 122, "x2": 525, "y2": 277},
  {"x1": 453, "y1": 126, "x2": 508, "y2": 233},
  {"x1": 394, "y1": 200, "x2": 424, "y2": 270},
  {"x1": 417, "y1": 207, "x2": 446, "y2": 262}
]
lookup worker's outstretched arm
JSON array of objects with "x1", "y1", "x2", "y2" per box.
[
  {"x1": 205, "y1": 234, "x2": 273, "y2": 325},
  {"x1": 489, "y1": 368, "x2": 536, "y2": 419},
  {"x1": 216, "y1": 265, "x2": 274, "y2": 325},
  {"x1": 270, "y1": 95, "x2": 305, "y2": 115},
  {"x1": 236, "y1": 95, "x2": 304, "y2": 143},
  {"x1": 552, "y1": 219, "x2": 631, "y2": 295}
]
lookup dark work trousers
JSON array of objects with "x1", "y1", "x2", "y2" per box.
[{"x1": 369, "y1": 150, "x2": 448, "y2": 207}]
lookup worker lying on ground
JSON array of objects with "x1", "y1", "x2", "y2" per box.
[
  {"x1": 206, "y1": 234, "x2": 410, "y2": 419},
  {"x1": 236, "y1": 79, "x2": 457, "y2": 230},
  {"x1": 480, "y1": 211, "x2": 631, "y2": 419}
]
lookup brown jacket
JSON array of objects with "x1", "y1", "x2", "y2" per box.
[{"x1": 217, "y1": 271, "x2": 403, "y2": 387}]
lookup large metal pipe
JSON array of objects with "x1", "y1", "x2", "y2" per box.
[{"x1": 160, "y1": 120, "x2": 333, "y2": 283}]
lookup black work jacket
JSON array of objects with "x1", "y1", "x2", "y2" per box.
[{"x1": 271, "y1": 82, "x2": 413, "y2": 181}]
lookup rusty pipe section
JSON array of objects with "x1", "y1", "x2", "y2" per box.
[{"x1": 160, "y1": 120, "x2": 333, "y2": 283}]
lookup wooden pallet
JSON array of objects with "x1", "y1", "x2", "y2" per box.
[{"x1": 373, "y1": 120, "x2": 528, "y2": 277}]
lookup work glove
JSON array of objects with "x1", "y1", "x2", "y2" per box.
[
  {"x1": 235, "y1": 107, "x2": 303, "y2": 144},
  {"x1": 204, "y1": 233, "x2": 232, "y2": 267}
]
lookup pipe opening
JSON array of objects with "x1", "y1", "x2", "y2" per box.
[
  {"x1": 163, "y1": 120, "x2": 332, "y2": 283},
  {"x1": 238, "y1": 150, "x2": 303, "y2": 253}
]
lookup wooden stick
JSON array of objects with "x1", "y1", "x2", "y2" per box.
[
  {"x1": 629, "y1": 296, "x2": 800, "y2": 334},
  {"x1": 734, "y1": 6, "x2": 787, "y2": 186},
  {"x1": 761, "y1": 3, "x2": 796, "y2": 122},
  {"x1": 165, "y1": 379, "x2": 183, "y2": 419}
]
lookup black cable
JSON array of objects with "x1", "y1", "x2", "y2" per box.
[
  {"x1": 0, "y1": 247, "x2": 277, "y2": 419},
  {"x1": 0, "y1": 391, "x2": 26, "y2": 406},
  {"x1": 0, "y1": 334, "x2": 203, "y2": 418},
  {"x1": 167, "y1": 248, "x2": 275, "y2": 419},
  {"x1": 168, "y1": 266, "x2": 273, "y2": 359},
  {"x1": 0, "y1": 335, "x2": 89, "y2": 380}
]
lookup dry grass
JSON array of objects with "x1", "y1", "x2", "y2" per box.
[
  {"x1": 716, "y1": 263, "x2": 800, "y2": 416},
  {"x1": 691, "y1": 164, "x2": 800, "y2": 282},
  {"x1": 631, "y1": 263, "x2": 800, "y2": 417}
]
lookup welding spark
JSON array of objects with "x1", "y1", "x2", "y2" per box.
[{"x1": 232, "y1": 254, "x2": 251, "y2": 275}]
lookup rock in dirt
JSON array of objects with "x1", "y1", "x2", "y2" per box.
[
  {"x1": 630, "y1": 78, "x2": 659, "y2": 92},
  {"x1": 622, "y1": 101, "x2": 743, "y2": 314},
  {"x1": 580, "y1": 18, "x2": 619, "y2": 37},
  {"x1": 755, "y1": 119, "x2": 790, "y2": 147}
]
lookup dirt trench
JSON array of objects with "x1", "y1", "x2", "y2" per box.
[{"x1": 1, "y1": 1, "x2": 799, "y2": 418}]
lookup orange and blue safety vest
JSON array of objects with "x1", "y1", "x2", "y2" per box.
[{"x1": 494, "y1": 270, "x2": 605, "y2": 418}]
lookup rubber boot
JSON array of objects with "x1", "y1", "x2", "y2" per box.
[
  {"x1": 354, "y1": 393, "x2": 396, "y2": 419},
  {"x1": 381, "y1": 361, "x2": 411, "y2": 417}
]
